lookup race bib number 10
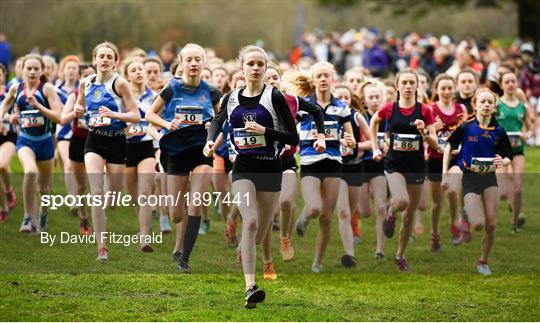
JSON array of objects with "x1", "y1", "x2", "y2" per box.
[{"x1": 175, "y1": 106, "x2": 203, "y2": 125}]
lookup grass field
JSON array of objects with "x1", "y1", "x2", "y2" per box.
[{"x1": 0, "y1": 148, "x2": 539, "y2": 321}]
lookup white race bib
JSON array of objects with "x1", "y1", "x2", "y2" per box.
[
  {"x1": 377, "y1": 132, "x2": 386, "y2": 151},
  {"x1": 470, "y1": 157, "x2": 496, "y2": 173},
  {"x1": 340, "y1": 142, "x2": 354, "y2": 156},
  {"x1": 77, "y1": 118, "x2": 88, "y2": 130},
  {"x1": 126, "y1": 119, "x2": 148, "y2": 138},
  {"x1": 88, "y1": 112, "x2": 111, "y2": 128},
  {"x1": 2, "y1": 120, "x2": 11, "y2": 133},
  {"x1": 507, "y1": 132, "x2": 522, "y2": 148},
  {"x1": 175, "y1": 106, "x2": 203, "y2": 125},
  {"x1": 233, "y1": 128, "x2": 266, "y2": 149},
  {"x1": 20, "y1": 110, "x2": 45, "y2": 128},
  {"x1": 437, "y1": 136, "x2": 448, "y2": 151},
  {"x1": 393, "y1": 134, "x2": 420, "y2": 152}
]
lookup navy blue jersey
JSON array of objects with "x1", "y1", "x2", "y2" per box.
[
  {"x1": 363, "y1": 110, "x2": 387, "y2": 161},
  {"x1": 214, "y1": 120, "x2": 232, "y2": 158},
  {"x1": 84, "y1": 73, "x2": 126, "y2": 132},
  {"x1": 159, "y1": 78, "x2": 220, "y2": 156},
  {"x1": 447, "y1": 118, "x2": 512, "y2": 173},
  {"x1": 298, "y1": 93, "x2": 352, "y2": 165},
  {"x1": 55, "y1": 81, "x2": 79, "y2": 140},
  {"x1": 16, "y1": 81, "x2": 53, "y2": 138}
]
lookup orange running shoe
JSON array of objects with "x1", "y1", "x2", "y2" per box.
[{"x1": 263, "y1": 261, "x2": 277, "y2": 281}]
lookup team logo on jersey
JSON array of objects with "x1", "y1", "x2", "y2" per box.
[
  {"x1": 93, "y1": 90, "x2": 102, "y2": 100},
  {"x1": 228, "y1": 96, "x2": 237, "y2": 106},
  {"x1": 242, "y1": 113, "x2": 256, "y2": 123},
  {"x1": 467, "y1": 135, "x2": 478, "y2": 142},
  {"x1": 198, "y1": 95, "x2": 207, "y2": 103}
]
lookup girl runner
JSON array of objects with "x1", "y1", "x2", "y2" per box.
[
  {"x1": 443, "y1": 88, "x2": 512, "y2": 275},
  {"x1": 370, "y1": 68, "x2": 438, "y2": 272},
  {"x1": 0, "y1": 54, "x2": 63, "y2": 233},
  {"x1": 75, "y1": 42, "x2": 140, "y2": 260},
  {"x1": 204, "y1": 45, "x2": 300, "y2": 308}
]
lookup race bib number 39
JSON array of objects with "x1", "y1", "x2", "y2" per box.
[
  {"x1": 507, "y1": 132, "x2": 522, "y2": 148},
  {"x1": 233, "y1": 128, "x2": 266, "y2": 149},
  {"x1": 393, "y1": 134, "x2": 420, "y2": 152},
  {"x1": 470, "y1": 157, "x2": 496, "y2": 173},
  {"x1": 175, "y1": 106, "x2": 203, "y2": 125},
  {"x1": 20, "y1": 110, "x2": 45, "y2": 128}
]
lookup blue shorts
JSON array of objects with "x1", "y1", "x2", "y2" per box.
[{"x1": 16, "y1": 134, "x2": 55, "y2": 161}]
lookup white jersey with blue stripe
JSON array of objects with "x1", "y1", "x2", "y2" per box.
[
  {"x1": 298, "y1": 94, "x2": 352, "y2": 165},
  {"x1": 127, "y1": 87, "x2": 156, "y2": 143}
]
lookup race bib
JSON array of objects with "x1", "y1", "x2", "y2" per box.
[
  {"x1": 175, "y1": 106, "x2": 203, "y2": 125},
  {"x1": 126, "y1": 119, "x2": 148, "y2": 138},
  {"x1": 340, "y1": 142, "x2": 354, "y2": 157},
  {"x1": 233, "y1": 128, "x2": 266, "y2": 149},
  {"x1": 507, "y1": 132, "x2": 522, "y2": 148},
  {"x1": 2, "y1": 120, "x2": 11, "y2": 133},
  {"x1": 470, "y1": 157, "x2": 496, "y2": 173},
  {"x1": 393, "y1": 134, "x2": 420, "y2": 152},
  {"x1": 377, "y1": 132, "x2": 386, "y2": 151},
  {"x1": 437, "y1": 136, "x2": 448, "y2": 151},
  {"x1": 88, "y1": 111, "x2": 111, "y2": 128},
  {"x1": 20, "y1": 110, "x2": 45, "y2": 128}
]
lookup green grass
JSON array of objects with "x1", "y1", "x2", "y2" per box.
[{"x1": 1, "y1": 148, "x2": 539, "y2": 321}]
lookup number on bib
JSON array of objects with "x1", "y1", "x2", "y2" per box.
[
  {"x1": 393, "y1": 134, "x2": 420, "y2": 152},
  {"x1": 507, "y1": 132, "x2": 522, "y2": 149},
  {"x1": 470, "y1": 157, "x2": 496, "y2": 174},
  {"x1": 20, "y1": 110, "x2": 45, "y2": 128},
  {"x1": 175, "y1": 106, "x2": 203, "y2": 125},
  {"x1": 233, "y1": 128, "x2": 266, "y2": 149}
]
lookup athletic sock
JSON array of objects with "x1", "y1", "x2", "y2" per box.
[{"x1": 181, "y1": 215, "x2": 201, "y2": 264}]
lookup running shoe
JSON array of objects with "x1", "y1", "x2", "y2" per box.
[
  {"x1": 311, "y1": 264, "x2": 323, "y2": 274},
  {"x1": 279, "y1": 237, "x2": 294, "y2": 262},
  {"x1": 172, "y1": 250, "x2": 182, "y2": 263},
  {"x1": 395, "y1": 257, "x2": 410, "y2": 272},
  {"x1": 225, "y1": 219, "x2": 238, "y2": 247},
  {"x1": 374, "y1": 252, "x2": 385, "y2": 260},
  {"x1": 141, "y1": 244, "x2": 154, "y2": 253},
  {"x1": 80, "y1": 218, "x2": 92, "y2": 236},
  {"x1": 244, "y1": 285, "x2": 265, "y2": 309},
  {"x1": 510, "y1": 224, "x2": 519, "y2": 234},
  {"x1": 272, "y1": 218, "x2": 279, "y2": 231},
  {"x1": 96, "y1": 247, "x2": 108, "y2": 261},
  {"x1": 383, "y1": 205, "x2": 396, "y2": 238},
  {"x1": 450, "y1": 224, "x2": 462, "y2": 246},
  {"x1": 6, "y1": 187, "x2": 17, "y2": 210},
  {"x1": 477, "y1": 263, "x2": 492, "y2": 276},
  {"x1": 39, "y1": 213, "x2": 48, "y2": 232},
  {"x1": 178, "y1": 260, "x2": 191, "y2": 273},
  {"x1": 19, "y1": 216, "x2": 33, "y2": 233},
  {"x1": 430, "y1": 234, "x2": 441, "y2": 252},
  {"x1": 263, "y1": 262, "x2": 277, "y2": 281},
  {"x1": 295, "y1": 212, "x2": 310, "y2": 237},
  {"x1": 517, "y1": 214, "x2": 526, "y2": 228},
  {"x1": 341, "y1": 254, "x2": 356, "y2": 268},
  {"x1": 0, "y1": 209, "x2": 8, "y2": 223},
  {"x1": 198, "y1": 220, "x2": 210, "y2": 235},
  {"x1": 160, "y1": 216, "x2": 172, "y2": 234}
]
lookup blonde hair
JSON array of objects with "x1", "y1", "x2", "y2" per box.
[
  {"x1": 92, "y1": 41, "x2": 120, "y2": 62},
  {"x1": 237, "y1": 45, "x2": 268, "y2": 65},
  {"x1": 310, "y1": 61, "x2": 336, "y2": 79},
  {"x1": 179, "y1": 43, "x2": 206, "y2": 64}
]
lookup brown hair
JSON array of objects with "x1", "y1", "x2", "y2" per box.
[
  {"x1": 456, "y1": 67, "x2": 479, "y2": 84},
  {"x1": 143, "y1": 57, "x2": 163, "y2": 72},
  {"x1": 22, "y1": 54, "x2": 48, "y2": 83},
  {"x1": 238, "y1": 45, "x2": 269, "y2": 66},
  {"x1": 123, "y1": 59, "x2": 143, "y2": 78},
  {"x1": 471, "y1": 87, "x2": 498, "y2": 111},
  {"x1": 394, "y1": 68, "x2": 419, "y2": 101},
  {"x1": 431, "y1": 73, "x2": 455, "y2": 102},
  {"x1": 334, "y1": 84, "x2": 362, "y2": 112},
  {"x1": 92, "y1": 42, "x2": 119, "y2": 62}
]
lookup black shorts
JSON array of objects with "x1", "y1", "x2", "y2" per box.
[
  {"x1": 427, "y1": 157, "x2": 457, "y2": 182},
  {"x1": 385, "y1": 158, "x2": 425, "y2": 185},
  {"x1": 300, "y1": 159, "x2": 342, "y2": 180},
  {"x1": 126, "y1": 141, "x2": 155, "y2": 168},
  {"x1": 69, "y1": 135, "x2": 87, "y2": 163},
  {"x1": 232, "y1": 154, "x2": 282, "y2": 192},
  {"x1": 462, "y1": 172, "x2": 498, "y2": 195},
  {"x1": 166, "y1": 145, "x2": 212, "y2": 175},
  {"x1": 0, "y1": 132, "x2": 17, "y2": 146},
  {"x1": 84, "y1": 132, "x2": 127, "y2": 164},
  {"x1": 363, "y1": 158, "x2": 385, "y2": 182},
  {"x1": 281, "y1": 155, "x2": 298, "y2": 173},
  {"x1": 341, "y1": 162, "x2": 365, "y2": 187},
  {"x1": 513, "y1": 150, "x2": 524, "y2": 157}
]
